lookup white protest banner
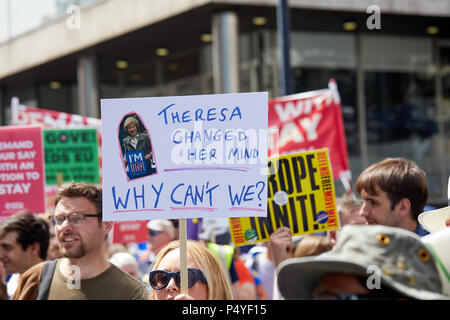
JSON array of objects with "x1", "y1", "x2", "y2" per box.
[{"x1": 101, "y1": 92, "x2": 268, "y2": 221}]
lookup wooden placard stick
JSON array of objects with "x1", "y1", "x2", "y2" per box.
[{"x1": 179, "y1": 218, "x2": 188, "y2": 294}]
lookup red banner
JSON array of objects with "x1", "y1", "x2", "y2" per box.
[
  {"x1": 112, "y1": 220, "x2": 148, "y2": 244},
  {"x1": 0, "y1": 126, "x2": 46, "y2": 219},
  {"x1": 10, "y1": 97, "x2": 101, "y2": 129},
  {"x1": 10, "y1": 98, "x2": 103, "y2": 210},
  {"x1": 268, "y1": 79, "x2": 351, "y2": 188}
]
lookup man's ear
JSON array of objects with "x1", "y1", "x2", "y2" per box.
[
  {"x1": 396, "y1": 198, "x2": 411, "y2": 217},
  {"x1": 28, "y1": 242, "x2": 41, "y2": 257},
  {"x1": 102, "y1": 221, "x2": 113, "y2": 235}
]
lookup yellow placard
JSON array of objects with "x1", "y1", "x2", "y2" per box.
[{"x1": 229, "y1": 149, "x2": 339, "y2": 246}]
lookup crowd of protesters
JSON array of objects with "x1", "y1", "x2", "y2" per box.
[{"x1": 1, "y1": 157, "x2": 449, "y2": 300}]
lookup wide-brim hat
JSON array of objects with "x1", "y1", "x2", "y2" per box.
[
  {"x1": 418, "y1": 206, "x2": 450, "y2": 233},
  {"x1": 277, "y1": 225, "x2": 447, "y2": 300}
]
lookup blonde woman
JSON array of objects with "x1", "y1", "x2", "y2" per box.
[
  {"x1": 121, "y1": 115, "x2": 154, "y2": 178},
  {"x1": 149, "y1": 240, "x2": 233, "y2": 300}
]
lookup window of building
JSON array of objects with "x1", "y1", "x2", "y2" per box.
[{"x1": 362, "y1": 35, "x2": 444, "y2": 200}]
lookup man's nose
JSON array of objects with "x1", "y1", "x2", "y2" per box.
[
  {"x1": 359, "y1": 204, "x2": 369, "y2": 217},
  {"x1": 59, "y1": 217, "x2": 74, "y2": 231}
]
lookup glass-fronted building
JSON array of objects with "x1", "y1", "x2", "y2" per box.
[{"x1": 0, "y1": 0, "x2": 449, "y2": 205}]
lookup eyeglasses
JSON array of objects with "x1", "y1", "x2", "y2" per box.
[
  {"x1": 149, "y1": 268, "x2": 207, "y2": 290},
  {"x1": 50, "y1": 213, "x2": 100, "y2": 227},
  {"x1": 148, "y1": 229, "x2": 160, "y2": 236}
]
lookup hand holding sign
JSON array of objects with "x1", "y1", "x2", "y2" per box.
[
  {"x1": 230, "y1": 149, "x2": 339, "y2": 246},
  {"x1": 269, "y1": 226, "x2": 293, "y2": 267}
]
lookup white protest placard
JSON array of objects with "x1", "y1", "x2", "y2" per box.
[{"x1": 101, "y1": 92, "x2": 268, "y2": 221}]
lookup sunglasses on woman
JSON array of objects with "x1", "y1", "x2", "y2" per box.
[{"x1": 149, "y1": 268, "x2": 207, "y2": 290}]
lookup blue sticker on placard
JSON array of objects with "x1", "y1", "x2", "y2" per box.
[
  {"x1": 126, "y1": 150, "x2": 149, "y2": 179},
  {"x1": 316, "y1": 211, "x2": 329, "y2": 224}
]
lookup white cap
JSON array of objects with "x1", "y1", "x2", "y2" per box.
[
  {"x1": 147, "y1": 219, "x2": 176, "y2": 239},
  {"x1": 109, "y1": 252, "x2": 138, "y2": 269},
  {"x1": 418, "y1": 206, "x2": 450, "y2": 233}
]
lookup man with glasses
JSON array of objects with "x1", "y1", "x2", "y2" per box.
[{"x1": 12, "y1": 183, "x2": 148, "y2": 300}]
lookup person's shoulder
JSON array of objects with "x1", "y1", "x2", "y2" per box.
[
  {"x1": 11, "y1": 261, "x2": 48, "y2": 300},
  {"x1": 415, "y1": 223, "x2": 430, "y2": 237},
  {"x1": 22, "y1": 261, "x2": 46, "y2": 278},
  {"x1": 109, "y1": 264, "x2": 140, "y2": 283},
  {"x1": 108, "y1": 264, "x2": 149, "y2": 300}
]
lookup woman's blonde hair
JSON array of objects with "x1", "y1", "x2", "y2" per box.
[
  {"x1": 123, "y1": 116, "x2": 139, "y2": 130},
  {"x1": 149, "y1": 240, "x2": 234, "y2": 300}
]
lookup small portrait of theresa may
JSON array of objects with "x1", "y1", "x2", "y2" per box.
[{"x1": 119, "y1": 112, "x2": 157, "y2": 180}]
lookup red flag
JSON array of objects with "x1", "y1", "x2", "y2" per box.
[
  {"x1": 10, "y1": 97, "x2": 101, "y2": 129},
  {"x1": 268, "y1": 79, "x2": 351, "y2": 190},
  {"x1": 9, "y1": 98, "x2": 103, "y2": 208}
]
